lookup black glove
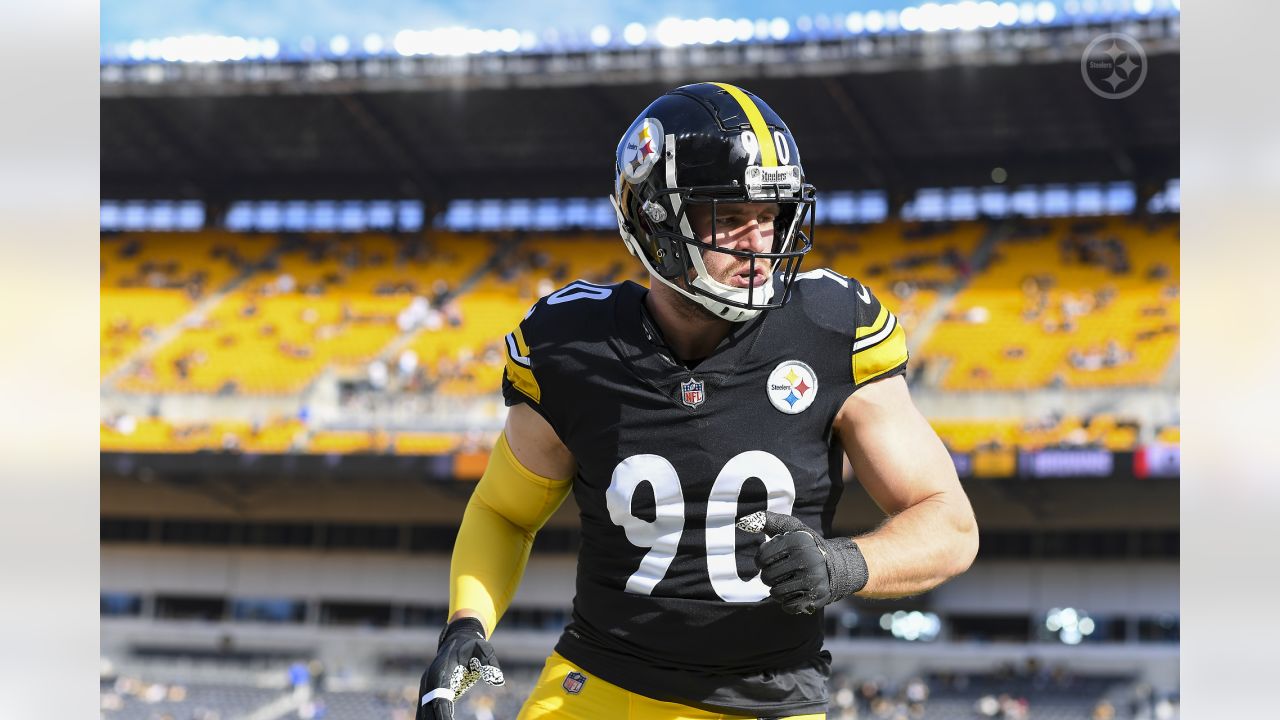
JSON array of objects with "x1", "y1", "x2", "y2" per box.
[
  {"x1": 737, "y1": 511, "x2": 869, "y2": 615},
  {"x1": 417, "y1": 617, "x2": 504, "y2": 720}
]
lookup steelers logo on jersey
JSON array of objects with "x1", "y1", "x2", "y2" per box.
[{"x1": 766, "y1": 360, "x2": 818, "y2": 415}]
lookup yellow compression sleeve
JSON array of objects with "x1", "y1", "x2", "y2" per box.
[{"x1": 449, "y1": 432, "x2": 573, "y2": 636}]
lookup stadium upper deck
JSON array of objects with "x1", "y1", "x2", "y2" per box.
[{"x1": 100, "y1": 215, "x2": 1179, "y2": 459}]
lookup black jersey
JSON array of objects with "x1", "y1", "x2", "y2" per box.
[{"x1": 500, "y1": 269, "x2": 908, "y2": 716}]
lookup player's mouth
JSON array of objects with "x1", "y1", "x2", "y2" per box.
[{"x1": 729, "y1": 266, "x2": 770, "y2": 288}]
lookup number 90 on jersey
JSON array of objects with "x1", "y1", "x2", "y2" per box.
[{"x1": 605, "y1": 451, "x2": 797, "y2": 603}]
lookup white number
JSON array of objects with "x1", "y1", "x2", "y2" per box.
[
  {"x1": 740, "y1": 130, "x2": 759, "y2": 165},
  {"x1": 795, "y1": 268, "x2": 849, "y2": 288},
  {"x1": 706, "y1": 452, "x2": 797, "y2": 602},
  {"x1": 606, "y1": 455, "x2": 685, "y2": 595},
  {"x1": 547, "y1": 281, "x2": 613, "y2": 305},
  {"x1": 773, "y1": 130, "x2": 791, "y2": 165},
  {"x1": 606, "y1": 451, "x2": 796, "y2": 602}
]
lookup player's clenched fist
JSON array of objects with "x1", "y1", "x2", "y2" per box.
[
  {"x1": 737, "y1": 511, "x2": 870, "y2": 615},
  {"x1": 418, "y1": 618, "x2": 505, "y2": 720}
]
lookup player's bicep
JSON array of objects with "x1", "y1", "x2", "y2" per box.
[
  {"x1": 503, "y1": 402, "x2": 575, "y2": 483},
  {"x1": 833, "y1": 375, "x2": 959, "y2": 516}
]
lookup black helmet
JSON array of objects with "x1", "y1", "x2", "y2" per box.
[{"x1": 610, "y1": 82, "x2": 815, "y2": 322}]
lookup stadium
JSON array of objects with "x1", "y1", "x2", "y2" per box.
[{"x1": 100, "y1": 3, "x2": 1179, "y2": 719}]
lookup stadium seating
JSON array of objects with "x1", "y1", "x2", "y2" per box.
[
  {"x1": 101, "y1": 219, "x2": 1178, "y2": 454},
  {"x1": 931, "y1": 414, "x2": 1143, "y2": 453},
  {"x1": 101, "y1": 677, "x2": 286, "y2": 720},
  {"x1": 109, "y1": 232, "x2": 494, "y2": 395},
  {"x1": 817, "y1": 220, "x2": 986, "y2": 338},
  {"x1": 920, "y1": 216, "x2": 1179, "y2": 390},
  {"x1": 101, "y1": 232, "x2": 276, "y2": 377},
  {"x1": 100, "y1": 415, "x2": 461, "y2": 455}
]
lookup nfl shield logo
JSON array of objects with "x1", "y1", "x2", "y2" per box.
[
  {"x1": 680, "y1": 378, "x2": 705, "y2": 408},
  {"x1": 562, "y1": 671, "x2": 587, "y2": 695}
]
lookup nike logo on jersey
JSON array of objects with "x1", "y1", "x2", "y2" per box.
[{"x1": 856, "y1": 283, "x2": 871, "y2": 304}]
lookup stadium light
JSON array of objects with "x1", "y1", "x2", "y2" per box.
[
  {"x1": 846, "y1": 12, "x2": 865, "y2": 33},
  {"x1": 956, "y1": 2, "x2": 983, "y2": 30},
  {"x1": 363, "y1": 33, "x2": 384, "y2": 55},
  {"x1": 1134, "y1": 0, "x2": 1153, "y2": 13},
  {"x1": 329, "y1": 35, "x2": 350, "y2": 56},
  {"x1": 623, "y1": 22, "x2": 647, "y2": 45},
  {"x1": 590, "y1": 25, "x2": 611, "y2": 47},
  {"x1": 900, "y1": 8, "x2": 921, "y2": 31},
  {"x1": 999, "y1": 2, "x2": 1021, "y2": 25},
  {"x1": 735, "y1": 18, "x2": 755, "y2": 42},
  {"x1": 979, "y1": 1, "x2": 1002, "y2": 27},
  {"x1": 394, "y1": 30, "x2": 417, "y2": 56},
  {"x1": 1046, "y1": 607, "x2": 1096, "y2": 645},
  {"x1": 864, "y1": 11, "x2": 885, "y2": 33},
  {"x1": 656, "y1": 17, "x2": 683, "y2": 47},
  {"x1": 696, "y1": 17, "x2": 718, "y2": 45},
  {"x1": 1036, "y1": 1, "x2": 1057, "y2": 23},
  {"x1": 769, "y1": 17, "x2": 790, "y2": 40},
  {"x1": 716, "y1": 18, "x2": 738, "y2": 43},
  {"x1": 881, "y1": 611, "x2": 942, "y2": 641}
]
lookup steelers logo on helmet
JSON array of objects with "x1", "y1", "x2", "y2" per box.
[
  {"x1": 620, "y1": 117, "x2": 664, "y2": 184},
  {"x1": 767, "y1": 360, "x2": 818, "y2": 415}
]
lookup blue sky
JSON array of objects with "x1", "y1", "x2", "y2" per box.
[{"x1": 101, "y1": 0, "x2": 926, "y2": 45}]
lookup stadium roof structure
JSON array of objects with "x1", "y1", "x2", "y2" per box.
[{"x1": 102, "y1": 17, "x2": 1178, "y2": 215}]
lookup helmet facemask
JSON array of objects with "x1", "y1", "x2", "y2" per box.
[{"x1": 637, "y1": 187, "x2": 815, "y2": 321}]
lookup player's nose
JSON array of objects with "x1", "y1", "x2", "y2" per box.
[{"x1": 730, "y1": 219, "x2": 770, "y2": 254}]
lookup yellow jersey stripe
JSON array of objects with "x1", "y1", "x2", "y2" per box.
[
  {"x1": 504, "y1": 328, "x2": 540, "y2": 403},
  {"x1": 853, "y1": 322, "x2": 908, "y2": 386},
  {"x1": 709, "y1": 82, "x2": 778, "y2": 167}
]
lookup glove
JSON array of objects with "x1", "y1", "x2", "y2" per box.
[
  {"x1": 737, "y1": 510, "x2": 869, "y2": 615},
  {"x1": 417, "y1": 617, "x2": 505, "y2": 720}
]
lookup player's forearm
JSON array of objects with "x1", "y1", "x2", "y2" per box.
[
  {"x1": 448, "y1": 499, "x2": 537, "y2": 636},
  {"x1": 852, "y1": 491, "x2": 978, "y2": 599}
]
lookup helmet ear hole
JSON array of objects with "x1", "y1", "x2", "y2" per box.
[{"x1": 652, "y1": 235, "x2": 686, "y2": 279}]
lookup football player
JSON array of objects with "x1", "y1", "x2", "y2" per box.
[{"x1": 418, "y1": 82, "x2": 978, "y2": 720}]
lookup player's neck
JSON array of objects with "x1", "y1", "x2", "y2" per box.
[{"x1": 644, "y1": 281, "x2": 734, "y2": 365}]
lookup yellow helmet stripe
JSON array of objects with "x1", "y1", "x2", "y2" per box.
[{"x1": 709, "y1": 82, "x2": 778, "y2": 167}]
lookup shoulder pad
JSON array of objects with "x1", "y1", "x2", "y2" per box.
[
  {"x1": 786, "y1": 268, "x2": 908, "y2": 387},
  {"x1": 502, "y1": 280, "x2": 624, "y2": 405}
]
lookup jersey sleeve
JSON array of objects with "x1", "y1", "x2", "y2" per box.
[
  {"x1": 500, "y1": 303, "x2": 552, "y2": 420},
  {"x1": 849, "y1": 279, "x2": 909, "y2": 389}
]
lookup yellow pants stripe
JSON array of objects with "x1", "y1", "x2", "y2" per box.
[{"x1": 517, "y1": 651, "x2": 825, "y2": 720}]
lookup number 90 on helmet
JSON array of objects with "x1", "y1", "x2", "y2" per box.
[{"x1": 610, "y1": 82, "x2": 816, "y2": 322}]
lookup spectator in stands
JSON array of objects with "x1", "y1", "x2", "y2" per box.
[
  {"x1": 398, "y1": 349, "x2": 419, "y2": 382},
  {"x1": 904, "y1": 676, "x2": 928, "y2": 717},
  {"x1": 368, "y1": 359, "x2": 389, "y2": 391},
  {"x1": 398, "y1": 296, "x2": 432, "y2": 332},
  {"x1": 1102, "y1": 340, "x2": 1133, "y2": 368}
]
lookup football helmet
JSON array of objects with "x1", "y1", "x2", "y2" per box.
[{"x1": 611, "y1": 82, "x2": 816, "y2": 322}]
